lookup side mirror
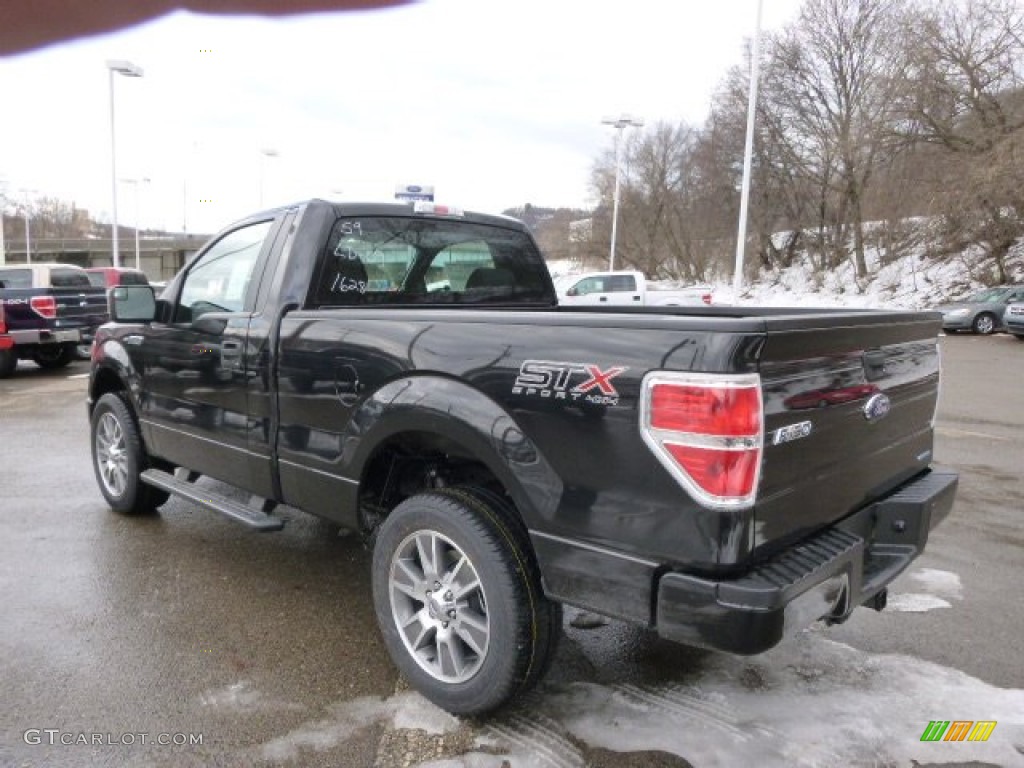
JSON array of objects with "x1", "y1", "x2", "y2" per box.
[
  {"x1": 566, "y1": 287, "x2": 578, "y2": 297},
  {"x1": 109, "y1": 285, "x2": 156, "y2": 322}
]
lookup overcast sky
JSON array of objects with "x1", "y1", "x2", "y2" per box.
[{"x1": 0, "y1": 0, "x2": 803, "y2": 235}]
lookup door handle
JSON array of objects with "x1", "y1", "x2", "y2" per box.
[
  {"x1": 220, "y1": 339, "x2": 243, "y2": 364},
  {"x1": 599, "y1": 296, "x2": 608, "y2": 302},
  {"x1": 632, "y1": 295, "x2": 641, "y2": 301}
]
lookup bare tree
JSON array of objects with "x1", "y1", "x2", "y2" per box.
[
  {"x1": 900, "y1": 0, "x2": 1024, "y2": 282},
  {"x1": 757, "y1": 0, "x2": 911, "y2": 278}
]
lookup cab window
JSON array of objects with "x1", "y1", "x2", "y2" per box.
[
  {"x1": 311, "y1": 216, "x2": 550, "y2": 307},
  {"x1": 0, "y1": 269, "x2": 32, "y2": 289},
  {"x1": 606, "y1": 274, "x2": 637, "y2": 292},
  {"x1": 572, "y1": 277, "x2": 604, "y2": 295},
  {"x1": 176, "y1": 220, "x2": 273, "y2": 322}
]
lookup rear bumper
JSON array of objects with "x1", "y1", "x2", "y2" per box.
[
  {"x1": 8, "y1": 328, "x2": 82, "y2": 345},
  {"x1": 655, "y1": 468, "x2": 958, "y2": 654}
]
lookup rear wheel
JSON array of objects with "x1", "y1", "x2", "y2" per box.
[
  {"x1": 1014, "y1": 334, "x2": 1024, "y2": 341},
  {"x1": 0, "y1": 349, "x2": 16, "y2": 379},
  {"x1": 371, "y1": 487, "x2": 560, "y2": 715},
  {"x1": 972, "y1": 313, "x2": 997, "y2": 335},
  {"x1": 90, "y1": 393, "x2": 169, "y2": 514},
  {"x1": 32, "y1": 343, "x2": 75, "y2": 369}
]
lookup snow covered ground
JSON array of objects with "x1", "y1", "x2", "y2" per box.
[{"x1": 252, "y1": 571, "x2": 1024, "y2": 767}]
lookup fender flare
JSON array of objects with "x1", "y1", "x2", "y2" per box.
[{"x1": 343, "y1": 374, "x2": 562, "y2": 531}]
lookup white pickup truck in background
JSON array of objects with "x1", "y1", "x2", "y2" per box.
[{"x1": 557, "y1": 270, "x2": 713, "y2": 306}]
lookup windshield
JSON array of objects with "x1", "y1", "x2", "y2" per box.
[{"x1": 965, "y1": 287, "x2": 1008, "y2": 303}]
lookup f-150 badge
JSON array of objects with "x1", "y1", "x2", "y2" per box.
[{"x1": 513, "y1": 360, "x2": 627, "y2": 406}]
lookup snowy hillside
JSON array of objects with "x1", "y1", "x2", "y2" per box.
[{"x1": 549, "y1": 237, "x2": 1024, "y2": 310}]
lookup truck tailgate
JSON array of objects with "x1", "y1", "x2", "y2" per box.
[
  {"x1": 754, "y1": 311, "x2": 941, "y2": 557},
  {"x1": 52, "y1": 287, "x2": 109, "y2": 333}
]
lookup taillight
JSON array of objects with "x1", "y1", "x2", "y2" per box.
[
  {"x1": 701, "y1": 293, "x2": 712, "y2": 305},
  {"x1": 30, "y1": 296, "x2": 57, "y2": 319},
  {"x1": 640, "y1": 372, "x2": 763, "y2": 509},
  {"x1": 0, "y1": 303, "x2": 6, "y2": 333}
]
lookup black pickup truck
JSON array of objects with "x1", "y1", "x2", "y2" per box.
[
  {"x1": 0, "y1": 263, "x2": 108, "y2": 377},
  {"x1": 87, "y1": 200, "x2": 957, "y2": 715}
]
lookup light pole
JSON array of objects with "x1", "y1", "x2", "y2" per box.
[
  {"x1": 733, "y1": 0, "x2": 764, "y2": 298},
  {"x1": 259, "y1": 148, "x2": 279, "y2": 207},
  {"x1": 121, "y1": 177, "x2": 150, "y2": 270},
  {"x1": 107, "y1": 59, "x2": 143, "y2": 268},
  {"x1": 0, "y1": 192, "x2": 6, "y2": 267},
  {"x1": 23, "y1": 204, "x2": 31, "y2": 264},
  {"x1": 601, "y1": 114, "x2": 643, "y2": 272},
  {"x1": 20, "y1": 191, "x2": 35, "y2": 265}
]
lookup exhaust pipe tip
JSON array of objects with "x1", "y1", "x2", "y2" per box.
[{"x1": 866, "y1": 588, "x2": 888, "y2": 612}]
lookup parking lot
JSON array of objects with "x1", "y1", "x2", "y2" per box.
[{"x1": 1, "y1": 334, "x2": 1022, "y2": 768}]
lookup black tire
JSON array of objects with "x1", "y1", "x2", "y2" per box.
[
  {"x1": 971, "y1": 313, "x2": 997, "y2": 335},
  {"x1": 1014, "y1": 334, "x2": 1024, "y2": 341},
  {"x1": 32, "y1": 343, "x2": 75, "y2": 369},
  {"x1": 90, "y1": 392, "x2": 169, "y2": 514},
  {"x1": 371, "y1": 487, "x2": 560, "y2": 716},
  {"x1": 447, "y1": 486, "x2": 562, "y2": 690},
  {"x1": 0, "y1": 348, "x2": 16, "y2": 379}
]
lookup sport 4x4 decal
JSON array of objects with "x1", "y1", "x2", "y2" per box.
[{"x1": 512, "y1": 360, "x2": 628, "y2": 406}]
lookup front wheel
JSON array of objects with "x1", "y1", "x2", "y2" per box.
[
  {"x1": 90, "y1": 393, "x2": 169, "y2": 514},
  {"x1": 32, "y1": 343, "x2": 76, "y2": 369},
  {"x1": 972, "y1": 313, "x2": 997, "y2": 335},
  {"x1": 371, "y1": 487, "x2": 560, "y2": 716}
]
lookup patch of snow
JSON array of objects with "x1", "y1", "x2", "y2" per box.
[
  {"x1": 198, "y1": 680, "x2": 303, "y2": 712},
  {"x1": 885, "y1": 594, "x2": 953, "y2": 613},
  {"x1": 909, "y1": 568, "x2": 963, "y2": 599},
  {"x1": 257, "y1": 632, "x2": 1024, "y2": 767},
  {"x1": 524, "y1": 635, "x2": 1023, "y2": 768},
  {"x1": 259, "y1": 692, "x2": 457, "y2": 762}
]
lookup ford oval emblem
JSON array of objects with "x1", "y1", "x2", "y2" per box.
[
  {"x1": 406, "y1": 185, "x2": 422, "y2": 193},
  {"x1": 863, "y1": 393, "x2": 892, "y2": 423}
]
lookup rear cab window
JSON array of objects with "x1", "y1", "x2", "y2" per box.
[
  {"x1": 119, "y1": 271, "x2": 150, "y2": 286},
  {"x1": 309, "y1": 216, "x2": 552, "y2": 308},
  {"x1": 49, "y1": 268, "x2": 92, "y2": 288},
  {"x1": 0, "y1": 269, "x2": 33, "y2": 289}
]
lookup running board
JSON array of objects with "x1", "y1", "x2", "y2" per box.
[{"x1": 140, "y1": 469, "x2": 284, "y2": 531}]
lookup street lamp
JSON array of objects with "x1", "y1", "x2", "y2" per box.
[
  {"x1": 732, "y1": 0, "x2": 764, "y2": 297},
  {"x1": 0, "y1": 190, "x2": 6, "y2": 266},
  {"x1": 23, "y1": 203, "x2": 31, "y2": 265},
  {"x1": 601, "y1": 114, "x2": 643, "y2": 272},
  {"x1": 107, "y1": 59, "x2": 143, "y2": 268},
  {"x1": 121, "y1": 177, "x2": 150, "y2": 270},
  {"x1": 259, "y1": 148, "x2": 279, "y2": 207},
  {"x1": 20, "y1": 190, "x2": 36, "y2": 265}
]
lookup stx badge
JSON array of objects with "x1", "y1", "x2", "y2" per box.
[{"x1": 513, "y1": 360, "x2": 628, "y2": 406}]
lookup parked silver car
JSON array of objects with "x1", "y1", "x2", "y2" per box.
[
  {"x1": 1004, "y1": 302, "x2": 1024, "y2": 340},
  {"x1": 936, "y1": 285, "x2": 1024, "y2": 334}
]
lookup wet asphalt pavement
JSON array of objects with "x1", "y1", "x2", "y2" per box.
[{"x1": 1, "y1": 334, "x2": 1022, "y2": 768}]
